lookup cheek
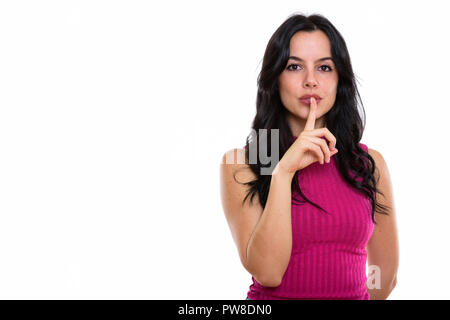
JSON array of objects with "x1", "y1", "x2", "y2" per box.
[
  {"x1": 324, "y1": 79, "x2": 338, "y2": 96},
  {"x1": 279, "y1": 79, "x2": 298, "y2": 100},
  {"x1": 280, "y1": 79, "x2": 297, "y2": 93}
]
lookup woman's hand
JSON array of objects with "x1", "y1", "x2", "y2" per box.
[{"x1": 278, "y1": 97, "x2": 338, "y2": 175}]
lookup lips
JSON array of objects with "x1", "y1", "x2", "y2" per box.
[
  {"x1": 300, "y1": 94, "x2": 322, "y2": 105},
  {"x1": 300, "y1": 97, "x2": 321, "y2": 105}
]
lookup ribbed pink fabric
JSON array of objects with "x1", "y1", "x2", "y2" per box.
[{"x1": 244, "y1": 136, "x2": 374, "y2": 300}]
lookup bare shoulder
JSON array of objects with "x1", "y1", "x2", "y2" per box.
[
  {"x1": 368, "y1": 147, "x2": 383, "y2": 161},
  {"x1": 221, "y1": 148, "x2": 248, "y2": 165},
  {"x1": 220, "y1": 148, "x2": 257, "y2": 184},
  {"x1": 368, "y1": 148, "x2": 388, "y2": 181}
]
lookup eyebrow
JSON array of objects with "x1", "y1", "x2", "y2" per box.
[{"x1": 288, "y1": 56, "x2": 334, "y2": 63}]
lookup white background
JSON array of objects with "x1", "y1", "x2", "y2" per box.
[{"x1": 0, "y1": 0, "x2": 448, "y2": 299}]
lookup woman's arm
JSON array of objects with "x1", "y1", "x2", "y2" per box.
[
  {"x1": 220, "y1": 148, "x2": 294, "y2": 287},
  {"x1": 366, "y1": 148, "x2": 400, "y2": 300},
  {"x1": 245, "y1": 164, "x2": 295, "y2": 286}
]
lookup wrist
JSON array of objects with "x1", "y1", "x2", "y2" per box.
[{"x1": 272, "y1": 162, "x2": 295, "y2": 181}]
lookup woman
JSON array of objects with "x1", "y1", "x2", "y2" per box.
[{"x1": 220, "y1": 13, "x2": 399, "y2": 300}]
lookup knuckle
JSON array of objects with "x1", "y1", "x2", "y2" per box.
[
  {"x1": 321, "y1": 139, "x2": 329, "y2": 151},
  {"x1": 315, "y1": 145, "x2": 322, "y2": 154},
  {"x1": 323, "y1": 127, "x2": 335, "y2": 139}
]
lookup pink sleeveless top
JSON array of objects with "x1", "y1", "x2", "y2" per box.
[{"x1": 244, "y1": 136, "x2": 374, "y2": 300}]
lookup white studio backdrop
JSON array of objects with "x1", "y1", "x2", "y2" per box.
[{"x1": 0, "y1": 0, "x2": 448, "y2": 299}]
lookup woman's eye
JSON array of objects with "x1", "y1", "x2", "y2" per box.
[
  {"x1": 319, "y1": 65, "x2": 332, "y2": 72},
  {"x1": 287, "y1": 64, "x2": 333, "y2": 72},
  {"x1": 287, "y1": 64, "x2": 300, "y2": 71}
]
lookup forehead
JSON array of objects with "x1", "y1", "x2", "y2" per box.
[{"x1": 289, "y1": 30, "x2": 332, "y2": 58}]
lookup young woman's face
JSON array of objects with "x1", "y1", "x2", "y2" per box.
[{"x1": 278, "y1": 30, "x2": 339, "y2": 132}]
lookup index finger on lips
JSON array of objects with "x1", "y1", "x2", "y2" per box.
[{"x1": 304, "y1": 97, "x2": 317, "y2": 131}]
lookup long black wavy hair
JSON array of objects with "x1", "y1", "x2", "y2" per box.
[{"x1": 237, "y1": 13, "x2": 390, "y2": 224}]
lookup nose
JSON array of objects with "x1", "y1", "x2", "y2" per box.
[
  {"x1": 304, "y1": 72, "x2": 318, "y2": 88},
  {"x1": 305, "y1": 81, "x2": 317, "y2": 88}
]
